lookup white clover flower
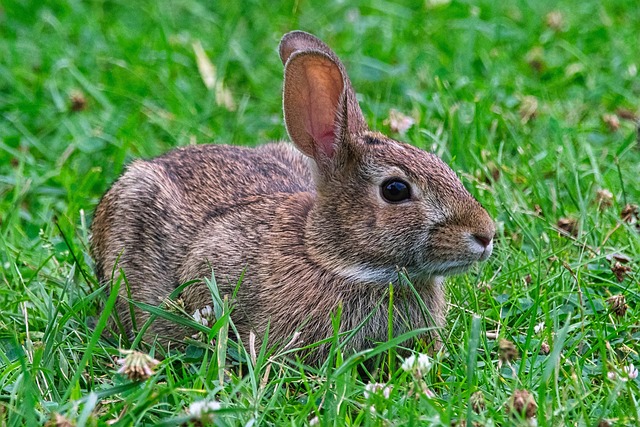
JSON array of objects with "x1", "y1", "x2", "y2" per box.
[
  {"x1": 189, "y1": 399, "x2": 221, "y2": 420},
  {"x1": 534, "y1": 322, "x2": 545, "y2": 335},
  {"x1": 364, "y1": 382, "x2": 392, "y2": 399},
  {"x1": 401, "y1": 353, "x2": 433, "y2": 376},
  {"x1": 116, "y1": 349, "x2": 160, "y2": 381},
  {"x1": 417, "y1": 354, "x2": 433, "y2": 371},
  {"x1": 607, "y1": 371, "x2": 617, "y2": 381},
  {"x1": 309, "y1": 416, "x2": 320, "y2": 426},
  {"x1": 423, "y1": 388, "x2": 436, "y2": 398},
  {"x1": 193, "y1": 309, "x2": 204, "y2": 325},
  {"x1": 193, "y1": 305, "x2": 214, "y2": 327},
  {"x1": 201, "y1": 305, "x2": 213, "y2": 318},
  {"x1": 384, "y1": 109, "x2": 415, "y2": 135},
  {"x1": 623, "y1": 363, "x2": 638, "y2": 380},
  {"x1": 401, "y1": 354, "x2": 417, "y2": 372},
  {"x1": 192, "y1": 306, "x2": 218, "y2": 340}
]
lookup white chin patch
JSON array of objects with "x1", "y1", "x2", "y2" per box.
[
  {"x1": 332, "y1": 264, "x2": 399, "y2": 283},
  {"x1": 332, "y1": 255, "x2": 485, "y2": 283}
]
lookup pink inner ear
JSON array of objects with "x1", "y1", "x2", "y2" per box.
[
  {"x1": 283, "y1": 52, "x2": 346, "y2": 161},
  {"x1": 302, "y1": 70, "x2": 340, "y2": 159},
  {"x1": 305, "y1": 108, "x2": 336, "y2": 158},
  {"x1": 315, "y1": 129, "x2": 336, "y2": 157}
]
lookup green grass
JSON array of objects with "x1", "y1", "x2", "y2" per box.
[{"x1": 1, "y1": 0, "x2": 639, "y2": 425}]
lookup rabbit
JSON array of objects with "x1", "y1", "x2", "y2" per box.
[{"x1": 91, "y1": 31, "x2": 495, "y2": 364}]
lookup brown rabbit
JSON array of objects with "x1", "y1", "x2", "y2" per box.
[{"x1": 91, "y1": 31, "x2": 495, "y2": 364}]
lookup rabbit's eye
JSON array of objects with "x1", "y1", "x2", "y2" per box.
[{"x1": 381, "y1": 179, "x2": 411, "y2": 203}]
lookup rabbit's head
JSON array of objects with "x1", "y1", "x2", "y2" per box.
[{"x1": 280, "y1": 31, "x2": 495, "y2": 284}]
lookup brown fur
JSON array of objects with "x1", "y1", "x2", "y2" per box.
[{"x1": 91, "y1": 31, "x2": 495, "y2": 364}]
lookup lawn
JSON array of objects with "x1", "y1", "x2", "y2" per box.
[{"x1": 1, "y1": 0, "x2": 639, "y2": 425}]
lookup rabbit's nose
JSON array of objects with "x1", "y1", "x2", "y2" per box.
[{"x1": 473, "y1": 233, "x2": 493, "y2": 248}]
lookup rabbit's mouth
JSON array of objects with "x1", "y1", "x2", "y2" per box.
[
  {"x1": 468, "y1": 232, "x2": 494, "y2": 261},
  {"x1": 478, "y1": 242, "x2": 494, "y2": 261}
]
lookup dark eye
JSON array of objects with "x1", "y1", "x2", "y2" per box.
[{"x1": 381, "y1": 179, "x2": 411, "y2": 203}]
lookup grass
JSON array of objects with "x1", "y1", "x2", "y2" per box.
[{"x1": 1, "y1": 0, "x2": 639, "y2": 425}]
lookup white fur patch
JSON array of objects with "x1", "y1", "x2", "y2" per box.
[{"x1": 331, "y1": 263, "x2": 399, "y2": 284}]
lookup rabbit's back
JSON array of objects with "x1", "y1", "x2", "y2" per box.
[
  {"x1": 147, "y1": 143, "x2": 313, "y2": 205},
  {"x1": 91, "y1": 142, "x2": 313, "y2": 337}
]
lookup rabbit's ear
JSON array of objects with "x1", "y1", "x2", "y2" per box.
[
  {"x1": 279, "y1": 31, "x2": 335, "y2": 65},
  {"x1": 280, "y1": 31, "x2": 367, "y2": 160}
]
